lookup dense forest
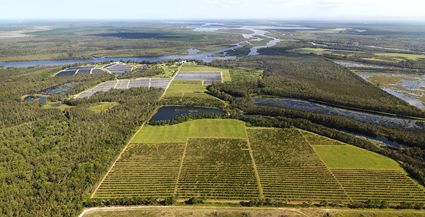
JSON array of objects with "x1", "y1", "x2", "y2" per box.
[
  {"x1": 209, "y1": 55, "x2": 425, "y2": 118},
  {"x1": 0, "y1": 67, "x2": 161, "y2": 216}
]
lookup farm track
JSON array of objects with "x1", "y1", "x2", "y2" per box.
[
  {"x1": 173, "y1": 139, "x2": 188, "y2": 196},
  {"x1": 245, "y1": 127, "x2": 264, "y2": 199}
]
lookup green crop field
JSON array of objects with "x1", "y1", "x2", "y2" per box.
[
  {"x1": 247, "y1": 128, "x2": 349, "y2": 202},
  {"x1": 162, "y1": 80, "x2": 224, "y2": 107},
  {"x1": 93, "y1": 143, "x2": 185, "y2": 198},
  {"x1": 164, "y1": 80, "x2": 206, "y2": 97},
  {"x1": 132, "y1": 119, "x2": 247, "y2": 143},
  {"x1": 302, "y1": 131, "x2": 425, "y2": 203},
  {"x1": 333, "y1": 169, "x2": 425, "y2": 203},
  {"x1": 176, "y1": 138, "x2": 259, "y2": 199},
  {"x1": 312, "y1": 145, "x2": 401, "y2": 170},
  {"x1": 180, "y1": 64, "x2": 231, "y2": 81},
  {"x1": 94, "y1": 122, "x2": 425, "y2": 204}
]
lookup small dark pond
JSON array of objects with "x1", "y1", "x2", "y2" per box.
[
  {"x1": 24, "y1": 95, "x2": 48, "y2": 104},
  {"x1": 42, "y1": 84, "x2": 74, "y2": 95},
  {"x1": 150, "y1": 106, "x2": 225, "y2": 121}
]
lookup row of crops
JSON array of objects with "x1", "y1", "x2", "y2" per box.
[
  {"x1": 176, "y1": 138, "x2": 259, "y2": 199},
  {"x1": 333, "y1": 169, "x2": 425, "y2": 203},
  {"x1": 94, "y1": 143, "x2": 184, "y2": 198},
  {"x1": 93, "y1": 121, "x2": 425, "y2": 203},
  {"x1": 247, "y1": 128, "x2": 349, "y2": 202}
]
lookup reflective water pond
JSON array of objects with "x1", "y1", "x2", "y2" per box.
[
  {"x1": 150, "y1": 106, "x2": 225, "y2": 121},
  {"x1": 42, "y1": 84, "x2": 74, "y2": 95}
]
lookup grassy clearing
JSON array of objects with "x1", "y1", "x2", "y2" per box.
[
  {"x1": 313, "y1": 145, "x2": 401, "y2": 170},
  {"x1": 375, "y1": 52, "x2": 425, "y2": 61},
  {"x1": 296, "y1": 47, "x2": 326, "y2": 54},
  {"x1": 88, "y1": 102, "x2": 119, "y2": 113},
  {"x1": 229, "y1": 68, "x2": 263, "y2": 83},
  {"x1": 41, "y1": 101, "x2": 73, "y2": 111},
  {"x1": 177, "y1": 138, "x2": 258, "y2": 199},
  {"x1": 180, "y1": 64, "x2": 231, "y2": 81},
  {"x1": 132, "y1": 119, "x2": 247, "y2": 143},
  {"x1": 83, "y1": 206, "x2": 425, "y2": 217}
]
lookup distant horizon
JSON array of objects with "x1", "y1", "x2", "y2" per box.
[
  {"x1": 2, "y1": 0, "x2": 425, "y2": 21},
  {"x1": 1, "y1": 17, "x2": 425, "y2": 24}
]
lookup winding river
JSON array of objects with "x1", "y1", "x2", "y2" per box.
[{"x1": 0, "y1": 24, "x2": 300, "y2": 68}]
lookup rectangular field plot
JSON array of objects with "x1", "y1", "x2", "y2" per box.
[
  {"x1": 133, "y1": 119, "x2": 247, "y2": 144},
  {"x1": 332, "y1": 169, "x2": 425, "y2": 203},
  {"x1": 75, "y1": 78, "x2": 171, "y2": 99},
  {"x1": 105, "y1": 63, "x2": 133, "y2": 74},
  {"x1": 176, "y1": 138, "x2": 259, "y2": 200},
  {"x1": 56, "y1": 66, "x2": 106, "y2": 77},
  {"x1": 175, "y1": 72, "x2": 222, "y2": 84},
  {"x1": 150, "y1": 78, "x2": 172, "y2": 89},
  {"x1": 247, "y1": 128, "x2": 349, "y2": 202},
  {"x1": 115, "y1": 79, "x2": 131, "y2": 89},
  {"x1": 180, "y1": 64, "x2": 231, "y2": 81},
  {"x1": 164, "y1": 80, "x2": 205, "y2": 97},
  {"x1": 93, "y1": 143, "x2": 184, "y2": 198},
  {"x1": 128, "y1": 79, "x2": 150, "y2": 88}
]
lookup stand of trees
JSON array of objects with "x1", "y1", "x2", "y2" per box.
[{"x1": 0, "y1": 67, "x2": 162, "y2": 216}]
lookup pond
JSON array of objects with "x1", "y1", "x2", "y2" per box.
[
  {"x1": 23, "y1": 95, "x2": 48, "y2": 104},
  {"x1": 42, "y1": 84, "x2": 74, "y2": 95},
  {"x1": 253, "y1": 97, "x2": 425, "y2": 129},
  {"x1": 150, "y1": 106, "x2": 225, "y2": 121}
]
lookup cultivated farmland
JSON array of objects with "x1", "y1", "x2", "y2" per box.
[
  {"x1": 176, "y1": 138, "x2": 259, "y2": 200},
  {"x1": 247, "y1": 128, "x2": 349, "y2": 202},
  {"x1": 55, "y1": 66, "x2": 106, "y2": 77},
  {"x1": 132, "y1": 119, "x2": 246, "y2": 143},
  {"x1": 104, "y1": 62, "x2": 134, "y2": 75},
  {"x1": 312, "y1": 145, "x2": 401, "y2": 170},
  {"x1": 180, "y1": 64, "x2": 231, "y2": 81},
  {"x1": 93, "y1": 120, "x2": 425, "y2": 204},
  {"x1": 333, "y1": 169, "x2": 425, "y2": 203},
  {"x1": 76, "y1": 78, "x2": 171, "y2": 98},
  {"x1": 162, "y1": 80, "x2": 224, "y2": 107},
  {"x1": 94, "y1": 143, "x2": 185, "y2": 198}
]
